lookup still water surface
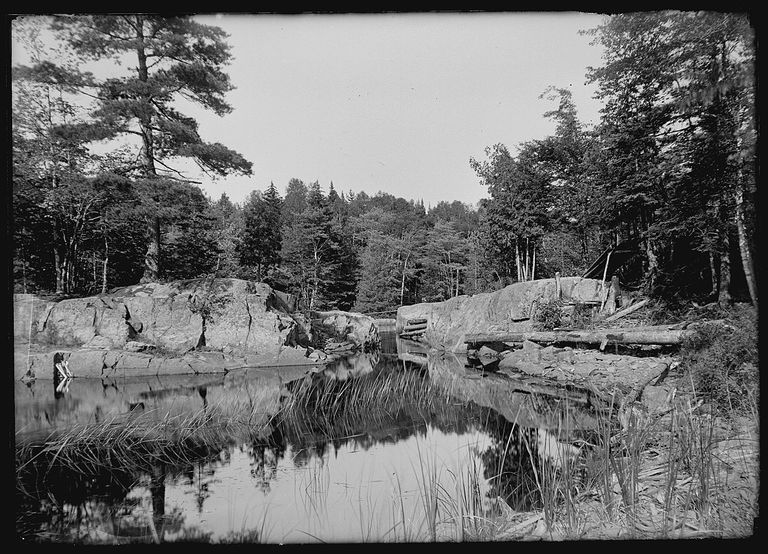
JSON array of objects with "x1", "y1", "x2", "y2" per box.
[{"x1": 15, "y1": 334, "x2": 596, "y2": 543}]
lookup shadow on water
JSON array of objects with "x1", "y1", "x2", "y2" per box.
[{"x1": 15, "y1": 331, "x2": 605, "y2": 543}]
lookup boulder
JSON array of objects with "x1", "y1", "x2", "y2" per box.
[
  {"x1": 66, "y1": 350, "x2": 109, "y2": 378},
  {"x1": 396, "y1": 277, "x2": 606, "y2": 352},
  {"x1": 13, "y1": 294, "x2": 57, "y2": 341},
  {"x1": 121, "y1": 295, "x2": 203, "y2": 352},
  {"x1": 477, "y1": 345, "x2": 500, "y2": 358},
  {"x1": 313, "y1": 310, "x2": 380, "y2": 351},
  {"x1": 16, "y1": 351, "x2": 61, "y2": 381},
  {"x1": 83, "y1": 335, "x2": 114, "y2": 350}
]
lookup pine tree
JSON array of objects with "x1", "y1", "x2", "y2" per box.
[
  {"x1": 44, "y1": 15, "x2": 253, "y2": 282},
  {"x1": 239, "y1": 185, "x2": 282, "y2": 281}
]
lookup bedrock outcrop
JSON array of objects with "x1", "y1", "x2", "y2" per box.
[
  {"x1": 13, "y1": 278, "x2": 377, "y2": 380},
  {"x1": 396, "y1": 276, "x2": 606, "y2": 353}
]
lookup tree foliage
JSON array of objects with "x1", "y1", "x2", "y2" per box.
[{"x1": 11, "y1": 12, "x2": 756, "y2": 315}]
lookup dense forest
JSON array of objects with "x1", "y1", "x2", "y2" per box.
[{"x1": 11, "y1": 13, "x2": 757, "y2": 315}]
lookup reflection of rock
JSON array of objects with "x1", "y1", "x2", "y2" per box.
[
  {"x1": 14, "y1": 365, "x2": 311, "y2": 440},
  {"x1": 396, "y1": 277, "x2": 605, "y2": 352},
  {"x1": 427, "y1": 351, "x2": 598, "y2": 431},
  {"x1": 317, "y1": 351, "x2": 380, "y2": 381}
]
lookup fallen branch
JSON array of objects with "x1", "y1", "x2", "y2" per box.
[{"x1": 604, "y1": 298, "x2": 649, "y2": 322}]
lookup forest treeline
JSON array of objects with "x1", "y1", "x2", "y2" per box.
[{"x1": 11, "y1": 12, "x2": 757, "y2": 314}]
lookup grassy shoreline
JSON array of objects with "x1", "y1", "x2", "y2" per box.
[{"x1": 15, "y1": 305, "x2": 759, "y2": 542}]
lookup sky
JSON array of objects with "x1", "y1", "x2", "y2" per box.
[{"x1": 13, "y1": 12, "x2": 609, "y2": 209}]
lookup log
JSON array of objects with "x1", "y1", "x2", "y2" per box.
[
  {"x1": 399, "y1": 330, "x2": 426, "y2": 339},
  {"x1": 603, "y1": 298, "x2": 649, "y2": 322},
  {"x1": 465, "y1": 328, "x2": 696, "y2": 346},
  {"x1": 403, "y1": 322, "x2": 427, "y2": 332},
  {"x1": 406, "y1": 318, "x2": 428, "y2": 325}
]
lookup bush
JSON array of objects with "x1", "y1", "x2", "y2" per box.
[
  {"x1": 680, "y1": 304, "x2": 758, "y2": 415},
  {"x1": 569, "y1": 303, "x2": 594, "y2": 329},
  {"x1": 532, "y1": 298, "x2": 563, "y2": 331}
]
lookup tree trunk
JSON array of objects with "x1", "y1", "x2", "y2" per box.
[
  {"x1": 101, "y1": 232, "x2": 109, "y2": 294},
  {"x1": 141, "y1": 215, "x2": 161, "y2": 283},
  {"x1": 135, "y1": 15, "x2": 162, "y2": 284},
  {"x1": 644, "y1": 236, "x2": 659, "y2": 294},
  {"x1": 515, "y1": 239, "x2": 521, "y2": 282},
  {"x1": 708, "y1": 250, "x2": 718, "y2": 299},
  {"x1": 68, "y1": 256, "x2": 75, "y2": 293},
  {"x1": 718, "y1": 234, "x2": 731, "y2": 306},
  {"x1": 523, "y1": 244, "x2": 528, "y2": 281},
  {"x1": 531, "y1": 243, "x2": 536, "y2": 281},
  {"x1": 400, "y1": 252, "x2": 410, "y2": 306},
  {"x1": 455, "y1": 267, "x2": 460, "y2": 297},
  {"x1": 735, "y1": 177, "x2": 757, "y2": 307}
]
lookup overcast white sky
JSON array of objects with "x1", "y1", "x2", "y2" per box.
[{"x1": 13, "y1": 12, "x2": 609, "y2": 208}]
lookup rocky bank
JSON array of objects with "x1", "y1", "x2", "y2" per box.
[
  {"x1": 396, "y1": 276, "x2": 610, "y2": 353},
  {"x1": 395, "y1": 277, "x2": 687, "y2": 416},
  {"x1": 13, "y1": 278, "x2": 379, "y2": 381}
]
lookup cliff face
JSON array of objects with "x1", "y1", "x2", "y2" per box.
[
  {"x1": 396, "y1": 277, "x2": 607, "y2": 352},
  {"x1": 16, "y1": 279, "x2": 305, "y2": 354},
  {"x1": 13, "y1": 278, "x2": 377, "y2": 380}
]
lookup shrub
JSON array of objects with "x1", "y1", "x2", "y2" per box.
[
  {"x1": 569, "y1": 303, "x2": 594, "y2": 329},
  {"x1": 680, "y1": 304, "x2": 758, "y2": 415},
  {"x1": 532, "y1": 298, "x2": 563, "y2": 331}
]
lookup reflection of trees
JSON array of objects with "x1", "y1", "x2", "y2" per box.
[
  {"x1": 247, "y1": 426, "x2": 286, "y2": 493},
  {"x1": 478, "y1": 414, "x2": 542, "y2": 512},
  {"x1": 477, "y1": 406, "x2": 595, "y2": 514},
  {"x1": 16, "y1": 440, "x2": 227, "y2": 543}
]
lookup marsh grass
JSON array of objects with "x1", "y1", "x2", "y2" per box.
[{"x1": 271, "y1": 366, "x2": 462, "y2": 449}]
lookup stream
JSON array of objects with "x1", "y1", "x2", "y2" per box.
[{"x1": 15, "y1": 332, "x2": 600, "y2": 544}]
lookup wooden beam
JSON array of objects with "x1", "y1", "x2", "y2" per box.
[{"x1": 604, "y1": 298, "x2": 649, "y2": 322}]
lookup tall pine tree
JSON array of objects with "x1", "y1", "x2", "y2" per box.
[{"x1": 44, "y1": 15, "x2": 253, "y2": 282}]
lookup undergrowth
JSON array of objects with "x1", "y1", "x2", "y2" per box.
[{"x1": 679, "y1": 303, "x2": 758, "y2": 416}]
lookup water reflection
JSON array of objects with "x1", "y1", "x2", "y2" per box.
[{"x1": 16, "y1": 333, "x2": 600, "y2": 543}]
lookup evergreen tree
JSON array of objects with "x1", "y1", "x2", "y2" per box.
[
  {"x1": 210, "y1": 193, "x2": 244, "y2": 278},
  {"x1": 471, "y1": 143, "x2": 551, "y2": 283},
  {"x1": 156, "y1": 181, "x2": 221, "y2": 280},
  {"x1": 12, "y1": 20, "x2": 109, "y2": 293},
  {"x1": 586, "y1": 11, "x2": 756, "y2": 301},
  {"x1": 282, "y1": 178, "x2": 308, "y2": 225},
  {"x1": 41, "y1": 15, "x2": 253, "y2": 282},
  {"x1": 239, "y1": 184, "x2": 282, "y2": 281}
]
